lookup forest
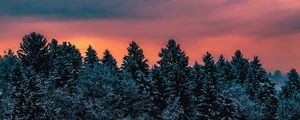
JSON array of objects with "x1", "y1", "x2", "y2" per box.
[{"x1": 0, "y1": 32, "x2": 299, "y2": 120}]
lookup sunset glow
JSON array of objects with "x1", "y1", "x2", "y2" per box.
[{"x1": 1, "y1": 0, "x2": 300, "y2": 72}]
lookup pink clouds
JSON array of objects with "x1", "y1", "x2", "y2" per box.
[{"x1": 0, "y1": 0, "x2": 300, "y2": 72}]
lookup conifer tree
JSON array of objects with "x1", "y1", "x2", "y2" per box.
[
  {"x1": 121, "y1": 41, "x2": 149, "y2": 79},
  {"x1": 231, "y1": 50, "x2": 249, "y2": 84},
  {"x1": 191, "y1": 62, "x2": 204, "y2": 98},
  {"x1": 11, "y1": 63, "x2": 26, "y2": 120},
  {"x1": 84, "y1": 45, "x2": 99, "y2": 65},
  {"x1": 24, "y1": 72, "x2": 46, "y2": 120},
  {"x1": 247, "y1": 56, "x2": 266, "y2": 100},
  {"x1": 282, "y1": 68, "x2": 300, "y2": 98},
  {"x1": 196, "y1": 52, "x2": 222, "y2": 120},
  {"x1": 17, "y1": 32, "x2": 49, "y2": 75},
  {"x1": 157, "y1": 39, "x2": 192, "y2": 119},
  {"x1": 121, "y1": 41, "x2": 150, "y2": 93},
  {"x1": 219, "y1": 96, "x2": 240, "y2": 120},
  {"x1": 101, "y1": 49, "x2": 118, "y2": 72},
  {"x1": 0, "y1": 49, "x2": 19, "y2": 119},
  {"x1": 247, "y1": 56, "x2": 278, "y2": 120},
  {"x1": 216, "y1": 55, "x2": 234, "y2": 84},
  {"x1": 49, "y1": 42, "x2": 82, "y2": 89}
]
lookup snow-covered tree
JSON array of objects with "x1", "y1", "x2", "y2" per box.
[
  {"x1": 216, "y1": 55, "x2": 234, "y2": 84},
  {"x1": 279, "y1": 69, "x2": 300, "y2": 120},
  {"x1": 101, "y1": 49, "x2": 118, "y2": 73},
  {"x1": 49, "y1": 42, "x2": 82, "y2": 90},
  {"x1": 161, "y1": 97, "x2": 185, "y2": 120},
  {"x1": 247, "y1": 56, "x2": 278, "y2": 120},
  {"x1": 84, "y1": 45, "x2": 99, "y2": 65},
  {"x1": 17, "y1": 32, "x2": 50, "y2": 75},
  {"x1": 10, "y1": 63, "x2": 26, "y2": 120},
  {"x1": 219, "y1": 95, "x2": 240, "y2": 120},
  {"x1": 282, "y1": 68, "x2": 300, "y2": 98},
  {"x1": 194, "y1": 52, "x2": 223, "y2": 120},
  {"x1": 0, "y1": 49, "x2": 19, "y2": 119},
  {"x1": 121, "y1": 41, "x2": 149, "y2": 79},
  {"x1": 45, "y1": 42, "x2": 83, "y2": 119},
  {"x1": 78, "y1": 63, "x2": 153, "y2": 119},
  {"x1": 24, "y1": 72, "x2": 46, "y2": 119},
  {"x1": 157, "y1": 39, "x2": 192, "y2": 119},
  {"x1": 231, "y1": 50, "x2": 249, "y2": 84}
]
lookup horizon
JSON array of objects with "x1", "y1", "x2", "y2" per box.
[{"x1": 1, "y1": 0, "x2": 300, "y2": 72}]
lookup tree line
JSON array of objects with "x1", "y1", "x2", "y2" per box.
[{"x1": 0, "y1": 32, "x2": 299, "y2": 120}]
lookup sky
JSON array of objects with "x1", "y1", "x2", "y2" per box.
[{"x1": 0, "y1": 0, "x2": 300, "y2": 72}]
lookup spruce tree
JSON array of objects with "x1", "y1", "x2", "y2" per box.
[
  {"x1": 157, "y1": 39, "x2": 192, "y2": 119},
  {"x1": 0, "y1": 49, "x2": 19, "y2": 119},
  {"x1": 84, "y1": 45, "x2": 99, "y2": 65},
  {"x1": 121, "y1": 41, "x2": 150, "y2": 93},
  {"x1": 196, "y1": 52, "x2": 222, "y2": 120},
  {"x1": 101, "y1": 49, "x2": 118, "y2": 72},
  {"x1": 121, "y1": 41, "x2": 149, "y2": 79},
  {"x1": 11, "y1": 63, "x2": 26, "y2": 120},
  {"x1": 282, "y1": 68, "x2": 300, "y2": 98},
  {"x1": 24, "y1": 72, "x2": 46, "y2": 120},
  {"x1": 17, "y1": 32, "x2": 49, "y2": 75},
  {"x1": 49, "y1": 42, "x2": 82, "y2": 89},
  {"x1": 247, "y1": 56, "x2": 278, "y2": 120},
  {"x1": 247, "y1": 56, "x2": 266, "y2": 100},
  {"x1": 219, "y1": 96, "x2": 240, "y2": 120},
  {"x1": 216, "y1": 55, "x2": 234, "y2": 84},
  {"x1": 231, "y1": 50, "x2": 249, "y2": 84}
]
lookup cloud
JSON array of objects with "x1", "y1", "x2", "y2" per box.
[
  {"x1": 0, "y1": 0, "x2": 156, "y2": 19},
  {"x1": 1, "y1": 0, "x2": 300, "y2": 72}
]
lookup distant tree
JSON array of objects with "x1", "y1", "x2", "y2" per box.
[
  {"x1": 101, "y1": 49, "x2": 118, "y2": 72},
  {"x1": 84, "y1": 45, "x2": 99, "y2": 65},
  {"x1": 17, "y1": 32, "x2": 49, "y2": 75},
  {"x1": 231, "y1": 50, "x2": 249, "y2": 84}
]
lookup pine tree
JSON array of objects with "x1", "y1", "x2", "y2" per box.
[
  {"x1": 17, "y1": 32, "x2": 49, "y2": 75},
  {"x1": 11, "y1": 63, "x2": 26, "y2": 120},
  {"x1": 247, "y1": 56, "x2": 266, "y2": 100},
  {"x1": 122, "y1": 41, "x2": 149, "y2": 79},
  {"x1": 24, "y1": 72, "x2": 46, "y2": 119},
  {"x1": 49, "y1": 42, "x2": 82, "y2": 89},
  {"x1": 216, "y1": 55, "x2": 234, "y2": 84},
  {"x1": 157, "y1": 39, "x2": 192, "y2": 119},
  {"x1": 282, "y1": 68, "x2": 300, "y2": 98},
  {"x1": 219, "y1": 96, "x2": 240, "y2": 120},
  {"x1": 0, "y1": 49, "x2": 19, "y2": 119},
  {"x1": 231, "y1": 50, "x2": 249, "y2": 84},
  {"x1": 192, "y1": 62, "x2": 204, "y2": 92},
  {"x1": 161, "y1": 97, "x2": 185, "y2": 120},
  {"x1": 195, "y1": 52, "x2": 222, "y2": 120},
  {"x1": 101, "y1": 49, "x2": 118, "y2": 72},
  {"x1": 247, "y1": 56, "x2": 278, "y2": 120},
  {"x1": 121, "y1": 41, "x2": 150, "y2": 93},
  {"x1": 84, "y1": 45, "x2": 99, "y2": 65}
]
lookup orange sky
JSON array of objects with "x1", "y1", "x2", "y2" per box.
[{"x1": 1, "y1": 0, "x2": 300, "y2": 72}]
